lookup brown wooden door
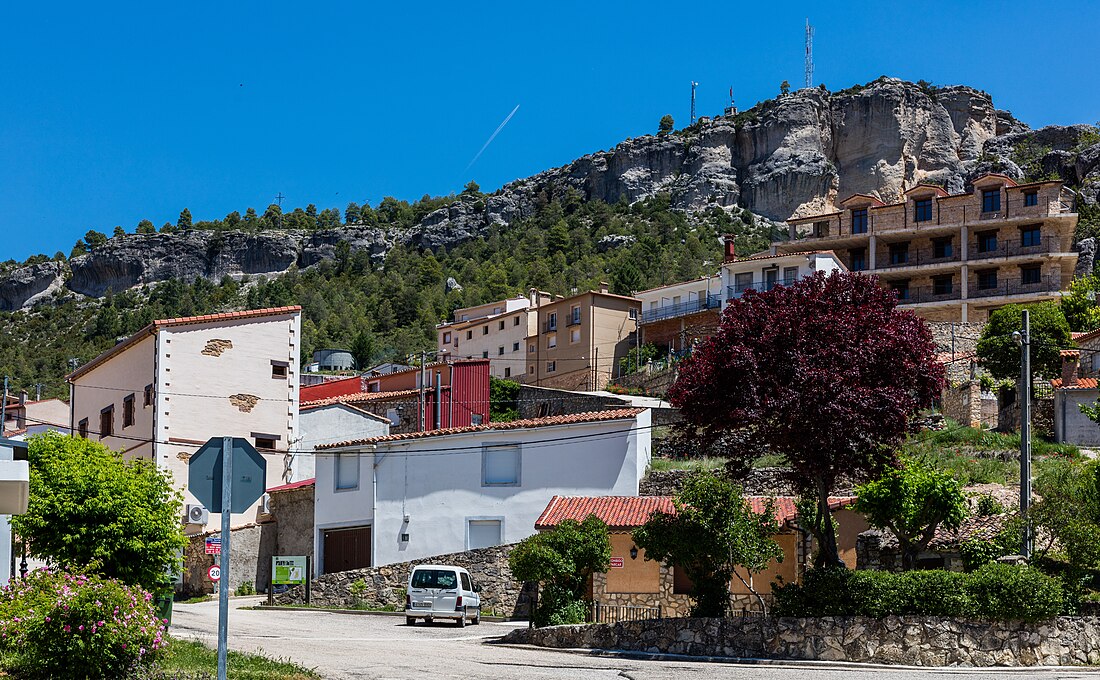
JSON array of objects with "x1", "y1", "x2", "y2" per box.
[{"x1": 322, "y1": 526, "x2": 372, "y2": 574}]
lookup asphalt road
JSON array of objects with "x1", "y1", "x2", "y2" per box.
[{"x1": 172, "y1": 598, "x2": 1097, "y2": 680}]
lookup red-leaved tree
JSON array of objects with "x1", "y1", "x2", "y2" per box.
[{"x1": 668, "y1": 271, "x2": 944, "y2": 567}]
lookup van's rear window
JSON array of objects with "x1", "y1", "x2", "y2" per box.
[{"x1": 411, "y1": 569, "x2": 458, "y2": 589}]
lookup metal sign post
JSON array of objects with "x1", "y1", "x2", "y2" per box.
[{"x1": 217, "y1": 436, "x2": 232, "y2": 680}]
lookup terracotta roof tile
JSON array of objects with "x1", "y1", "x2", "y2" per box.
[
  {"x1": 871, "y1": 513, "x2": 1009, "y2": 551},
  {"x1": 267, "y1": 478, "x2": 315, "y2": 494},
  {"x1": 316, "y1": 408, "x2": 647, "y2": 449},
  {"x1": 534, "y1": 495, "x2": 857, "y2": 530},
  {"x1": 301, "y1": 389, "x2": 421, "y2": 410},
  {"x1": 1051, "y1": 377, "x2": 1099, "y2": 389},
  {"x1": 154, "y1": 306, "x2": 301, "y2": 329},
  {"x1": 1074, "y1": 328, "x2": 1100, "y2": 345},
  {"x1": 732, "y1": 250, "x2": 837, "y2": 263},
  {"x1": 1060, "y1": 349, "x2": 1081, "y2": 357}
]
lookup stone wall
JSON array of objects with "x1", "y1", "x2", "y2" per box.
[
  {"x1": 640, "y1": 467, "x2": 853, "y2": 497},
  {"x1": 504, "y1": 615, "x2": 1100, "y2": 666},
  {"x1": 612, "y1": 368, "x2": 679, "y2": 399},
  {"x1": 927, "y1": 321, "x2": 985, "y2": 356},
  {"x1": 942, "y1": 380, "x2": 983, "y2": 428},
  {"x1": 269, "y1": 485, "x2": 314, "y2": 560},
  {"x1": 272, "y1": 543, "x2": 535, "y2": 618},
  {"x1": 517, "y1": 385, "x2": 629, "y2": 420}
]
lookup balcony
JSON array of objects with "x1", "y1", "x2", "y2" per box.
[
  {"x1": 967, "y1": 238, "x2": 1059, "y2": 261},
  {"x1": 893, "y1": 285, "x2": 963, "y2": 305},
  {"x1": 542, "y1": 320, "x2": 558, "y2": 334},
  {"x1": 566, "y1": 313, "x2": 582, "y2": 327},
  {"x1": 875, "y1": 247, "x2": 961, "y2": 270},
  {"x1": 640, "y1": 294, "x2": 722, "y2": 324},
  {"x1": 727, "y1": 279, "x2": 796, "y2": 300},
  {"x1": 968, "y1": 275, "x2": 1061, "y2": 300}
]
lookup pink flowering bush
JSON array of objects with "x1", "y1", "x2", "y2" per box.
[{"x1": 0, "y1": 569, "x2": 166, "y2": 679}]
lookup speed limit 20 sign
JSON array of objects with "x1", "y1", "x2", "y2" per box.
[{"x1": 208, "y1": 565, "x2": 222, "y2": 582}]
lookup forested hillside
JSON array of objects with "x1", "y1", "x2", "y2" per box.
[{"x1": 0, "y1": 192, "x2": 774, "y2": 399}]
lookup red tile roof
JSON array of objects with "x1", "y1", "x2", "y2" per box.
[
  {"x1": 1074, "y1": 328, "x2": 1100, "y2": 345},
  {"x1": 267, "y1": 478, "x2": 316, "y2": 494},
  {"x1": 1051, "y1": 377, "x2": 1099, "y2": 390},
  {"x1": 316, "y1": 408, "x2": 646, "y2": 449},
  {"x1": 69, "y1": 306, "x2": 302, "y2": 381},
  {"x1": 1060, "y1": 349, "x2": 1081, "y2": 358},
  {"x1": 534, "y1": 495, "x2": 857, "y2": 530},
  {"x1": 301, "y1": 389, "x2": 420, "y2": 410},
  {"x1": 733, "y1": 250, "x2": 837, "y2": 263},
  {"x1": 154, "y1": 306, "x2": 301, "y2": 329}
]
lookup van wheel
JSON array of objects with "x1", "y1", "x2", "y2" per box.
[
  {"x1": 406, "y1": 616, "x2": 416, "y2": 626},
  {"x1": 456, "y1": 613, "x2": 466, "y2": 628},
  {"x1": 472, "y1": 608, "x2": 481, "y2": 625}
]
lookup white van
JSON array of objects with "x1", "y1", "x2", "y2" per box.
[{"x1": 405, "y1": 564, "x2": 482, "y2": 627}]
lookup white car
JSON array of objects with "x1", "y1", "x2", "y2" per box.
[{"x1": 405, "y1": 564, "x2": 482, "y2": 627}]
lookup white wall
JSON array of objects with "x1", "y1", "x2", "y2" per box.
[
  {"x1": 70, "y1": 333, "x2": 157, "y2": 459},
  {"x1": 1055, "y1": 389, "x2": 1100, "y2": 446},
  {"x1": 296, "y1": 404, "x2": 389, "y2": 481},
  {"x1": 314, "y1": 411, "x2": 651, "y2": 570}
]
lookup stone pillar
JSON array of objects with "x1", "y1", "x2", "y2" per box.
[
  {"x1": 960, "y1": 226, "x2": 968, "y2": 261},
  {"x1": 868, "y1": 235, "x2": 877, "y2": 270}
]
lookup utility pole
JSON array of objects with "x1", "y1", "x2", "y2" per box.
[
  {"x1": 1013, "y1": 310, "x2": 1032, "y2": 559},
  {"x1": 0, "y1": 377, "x2": 7, "y2": 435},
  {"x1": 690, "y1": 82, "x2": 698, "y2": 124},
  {"x1": 805, "y1": 19, "x2": 815, "y2": 89}
]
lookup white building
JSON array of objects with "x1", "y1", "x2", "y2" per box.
[
  {"x1": 436, "y1": 295, "x2": 538, "y2": 380},
  {"x1": 636, "y1": 275, "x2": 722, "y2": 325},
  {"x1": 294, "y1": 401, "x2": 390, "y2": 482},
  {"x1": 312, "y1": 408, "x2": 651, "y2": 573},
  {"x1": 721, "y1": 248, "x2": 847, "y2": 304},
  {"x1": 0, "y1": 437, "x2": 29, "y2": 586},
  {"x1": 67, "y1": 306, "x2": 302, "y2": 534}
]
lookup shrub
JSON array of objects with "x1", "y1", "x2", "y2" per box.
[
  {"x1": 966, "y1": 562, "x2": 1063, "y2": 621},
  {"x1": 774, "y1": 564, "x2": 1062, "y2": 621},
  {"x1": 0, "y1": 569, "x2": 166, "y2": 679}
]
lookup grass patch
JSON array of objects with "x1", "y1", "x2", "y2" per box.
[
  {"x1": 176, "y1": 594, "x2": 214, "y2": 605},
  {"x1": 145, "y1": 637, "x2": 319, "y2": 679},
  {"x1": 648, "y1": 456, "x2": 727, "y2": 472},
  {"x1": 902, "y1": 422, "x2": 1080, "y2": 485},
  {"x1": 257, "y1": 602, "x2": 402, "y2": 613}
]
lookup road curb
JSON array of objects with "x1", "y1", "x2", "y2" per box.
[
  {"x1": 252, "y1": 604, "x2": 516, "y2": 623},
  {"x1": 490, "y1": 643, "x2": 1100, "y2": 673}
]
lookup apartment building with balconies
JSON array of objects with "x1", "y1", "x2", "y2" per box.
[
  {"x1": 526, "y1": 284, "x2": 641, "y2": 390},
  {"x1": 636, "y1": 275, "x2": 722, "y2": 353},
  {"x1": 777, "y1": 174, "x2": 1079, "y2": 322},
  {"x1": 436, "y1": 295, "x2": 538, "y2": 380}
]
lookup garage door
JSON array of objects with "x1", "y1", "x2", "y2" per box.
[{"x1": 322, "y1": 526, "x2": 372, "y2": 574}]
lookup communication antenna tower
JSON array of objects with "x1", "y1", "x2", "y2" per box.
[
  {"x1": 690, "y1": 81, "x2": 698, "y2": 124},
  {"x1": 805, "y1": 19, "x2": 815, "y2": 89}
]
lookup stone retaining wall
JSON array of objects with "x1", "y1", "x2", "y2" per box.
[
  {"x1": 272, "y1": 543, "x2": 535, "y2": 618},
  {"x1": 504, "y1": 615, "x2": 1100, "y2": 666}
]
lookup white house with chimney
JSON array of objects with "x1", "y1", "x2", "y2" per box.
[{"x1": 67, "y1": 306, "x2": 302, "y2": 534}]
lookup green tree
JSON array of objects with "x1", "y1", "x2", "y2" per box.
[
  {"x1": 854, "y1": 458, "x2": 968, "y2": 570},
  {"x1": 1030, "y1": 458, "x2": 1100, "y2": 569},
  {"x1": 70, "y1": 239, "x2": 88, "y2": 258},
  {"x1": 83, "y1": 230, "x2": 108, "y2": 250},
  {"x1": 1061, "y1": 274, "x2": 1100, "y2": 331},
  {"x1": 349, "y1": 329, "x2": 376, "y2": 369},
  {"x1": 508, "y1": 515, "x2": 611, "y2": 626},
  {"x1": 12, "y1": 432, "x2": 186, "y2": 590},
  {"x1": 462, "y1": 180, "x2": 481, "y2": 195},
  {"x1": 658, "y1": 114, "x2": 674, "y2": 134},
  {"x1": 976, "y1": 302, "x2": 1071, "y2": 380},
  {"x1": 112, "y1": 225, "x2": 125, "y2": 238},
  {"x1": 780, "y1": 80, "x2": 791, "y2": 95},
  {"x1": 136, "y1": 219, "x2": 156, "y2": 234},
  {"x1": 345, "y1": 202, "x2": 361, "y2": 225},
  {"x1": 633, "y1": 473, "x2": 784, "y2": 615},
  {"x1": 490, "y1": 376, "x2": 520, "y2": 422},
  {"x1": 177, "y1": 208, "x2": 193, "y2": 230}
]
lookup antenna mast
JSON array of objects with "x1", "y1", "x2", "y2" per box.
[
  {"x1": 805, "y1": 19, "x2": 815, "y2": 89},
  {"x1": 690, "y1": 81, "x2": 698, "y2": 124}
]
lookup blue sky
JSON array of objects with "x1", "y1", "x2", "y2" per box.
[{"x1": 2, "y1": 0, "x2": 1099, "y2": 261}]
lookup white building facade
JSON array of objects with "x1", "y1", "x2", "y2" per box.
[
  {"x1": 68, "y1": 306, "x2": 302, "y2": 534},
  {"x1": 312, "y1": 408, "x2": 651, "y2": 573},
  {"x1": 721, "y1": 250, "x2": 847, "y2": 303},
  {"x1": 436, "y1": 295, "x2": 536, "y2": 380},
  {"x1": 294, "y1": 402, "x2": 390, "y2": 482}
]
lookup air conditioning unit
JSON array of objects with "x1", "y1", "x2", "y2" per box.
[
  {"x1": 185, "y1": 504, "x2": 209, "y2": 525},
  {"x1": 260, "y1": 493, "x2": 272, "y2": 515}
]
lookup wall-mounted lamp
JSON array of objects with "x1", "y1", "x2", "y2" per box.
[{"x1": 630, "y1": 545, "x2": 639, "y2": 560}]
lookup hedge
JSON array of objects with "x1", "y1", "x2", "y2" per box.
[{"x1": 773, "y1": 563, "x2": 1064, "y2": 622}]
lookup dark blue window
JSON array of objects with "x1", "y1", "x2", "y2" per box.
[
  {"x1": 914, "y1": 199, "x2": 932, "y2": 222},
  {"x1": 1021, "y1": 226, "x2": 1041, "y2": 248},
  {"x1": 982, "y1": 189, "x2": 1001, "y2": 213},
  {"x1": 851, "y1": 209, "x2": 868, "y2": 234}
]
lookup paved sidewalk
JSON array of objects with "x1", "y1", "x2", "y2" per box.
[{"x1": 171, "y1": 599, "x2": 1098, "y2": 680}]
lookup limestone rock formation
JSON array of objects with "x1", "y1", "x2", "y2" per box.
[{"x1": 3, "y1": 77, "x2": 1099, "y2": 308}]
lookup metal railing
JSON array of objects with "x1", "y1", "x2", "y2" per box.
[
  {"x1": 893, "y1": 285, "x2": 963, "y2": 304},
  {"x1": 542, "y1": 320, "x2": 558, "y2": 334},
  {"x1": 639, "y1": 294, "x2": 722, "y2": 324},
  {"x1": 967, "y1": 238, "x2": 1059, "y2": 261},
  {"x1": 875, "y1": 247, "x2": 960, "y2": 269},
  {"x1": 727, "y1": 279, "x2": 796, "y2": 299},
  {"x1": 588, "y1": 602, "x2": 663, "y2": 624},
  {"x1": 968, "y1": 275, "x2": 1061, "y2": 299}
]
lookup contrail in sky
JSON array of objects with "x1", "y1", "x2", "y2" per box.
[{"x1": 464, "y1": 104, "x2": 520, "y2": 172}]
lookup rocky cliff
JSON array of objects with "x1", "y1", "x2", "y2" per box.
[{"x1": 4, "y1": 77, "x2": 1100, "y2": 310}]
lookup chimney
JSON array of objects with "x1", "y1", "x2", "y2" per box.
[
  {"x1": 598, "y1": 281, "x2": 610, "y2": 294},
  {"x1": 19, "y1": 390, "x2": 27, "y2": 405},
  {"x1": 723, "y1": 235, "x2": 737, "y2": 262},
  {"x1": 1061, "y1": 350, "x2": 1080, "y2": 387}
]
